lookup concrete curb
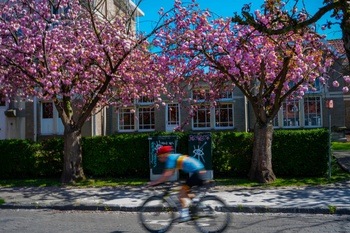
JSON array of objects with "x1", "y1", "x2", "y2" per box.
[
  {"x1": 2, "y1": 203, "x2": 350, "y2": 215},
  {"x1": 227, "y1": 206, "x2": 350, "y2": 215}
]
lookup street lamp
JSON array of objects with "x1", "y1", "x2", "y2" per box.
[{"x1": 326, "y1": 99, "x2": 333, "y2": 179}]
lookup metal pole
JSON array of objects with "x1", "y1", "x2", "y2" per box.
[{"x1": 328, "y1": 108, "x2": 332, "y2": 179}]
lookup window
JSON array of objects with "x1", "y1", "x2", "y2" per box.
[
  {"x1": 215, "y1": 91, "x2": 234, "y2": 129},
  {"x1": 118, "y1": 108, "x2": 135, "y2": 131},
  {"x1": 307, "y1": 78, "x2": 322, "y2": 93},
  {"x1": 215, "y1": 103, "x2": 234, "y2": 128},
  {"x1": 192, "y1": 89, "x2": 209, "y2": 102},
  {"x1": 117, "y1": 95, "x2": 155, "y2": 132},
  {"x1": 0, "y1": 95, "x2": 5, "y2": 107},
  {"x1": 272, "y1": 114, "x2": 279, "y2": 127},
  {"x1": 304, "y1": 97, "x2": 322, "y2": 127},
  {"x1": 166, "y1": 103, "x2": 180, "y2": 132},
  {"x1": 137, "y1": 95, "x2": 155, "y2": 131},
  {"x1": 191, "y1": 89, "x2": 234, "y2": 130},
  {"x1": 138, "y1": 107, "x2": 154, "y2": 131},
  {"x1": 282, "y1": 99, "x2": 300, "y2": 127},
  {"x1": 276, "y1": 96, "x2": 323, "y2": 128},
  {"x1": 139, "y1": 95, "x2": 153, "y2": 104},
  {"x1": 218, "y1": 91, "x2": 234, "y2": 100},
  {"x1": 42, "y1": 102, "x2": 53, "y2": 119},
  {"x1": 193, "y1": 105, "x2": 211, "y2": 129}
]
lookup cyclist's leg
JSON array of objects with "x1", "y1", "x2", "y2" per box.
[
  {"x1": 179, "y1": 171, "x2": 205, "y2": 212},
  {"x1": 179, "y1": 184, "x2": 190, "y2": 207},
  {"x1": 178, "y1": 184, "x2": 191, "y2": 221}
]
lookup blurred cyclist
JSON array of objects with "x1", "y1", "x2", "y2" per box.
[{"x1": 147, "y1": 145, "x2": 206, "y2": 221}]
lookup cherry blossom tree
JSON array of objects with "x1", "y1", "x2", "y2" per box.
[
  {"x1": 153, "y1": 1, "x2": 334, "y2": 183},
  {"x1": 233, "y1": 0, "x2": 350, "y2": 87},
  {"x1": 0, "y1": 0, "x2": 167, "y2": 183}
]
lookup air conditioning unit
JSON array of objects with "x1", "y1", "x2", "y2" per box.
[{"x1": 4, "y1": 109, "x2": 16, "y2": 117}]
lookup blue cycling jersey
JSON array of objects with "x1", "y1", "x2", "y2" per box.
[{"x1": 165, "y1": 153, "x2": 204, "y2": 173}]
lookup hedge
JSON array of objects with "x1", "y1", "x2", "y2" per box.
[{"x1": 0, "y1": 129, "x2": 329, "y2": 179}]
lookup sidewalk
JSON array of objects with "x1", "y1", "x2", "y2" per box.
[{"x1": 1, "y1": 151, "x2": 350, "y2": 215}]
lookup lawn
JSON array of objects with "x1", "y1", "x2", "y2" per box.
[{"x1": 332, "y1": 141, "x2": 350, "y2": 150}]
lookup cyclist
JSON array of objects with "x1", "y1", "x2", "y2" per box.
[{"x1": 147, "y1": 145, "x2": 206, "y2": 222}]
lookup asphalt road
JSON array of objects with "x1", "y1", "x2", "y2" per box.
[{"x1": 1, "y1": 209, "x2": 349, "y2": 233}]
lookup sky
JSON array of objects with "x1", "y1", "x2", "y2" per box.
[{"x1": 137, "y1": 0, "x2": 342, "y2": 40}]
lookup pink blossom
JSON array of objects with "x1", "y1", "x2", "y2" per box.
[{"x1": 344, "y1": 75, "x2": 350, "y2": 83}]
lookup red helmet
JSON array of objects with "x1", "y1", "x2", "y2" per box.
[{"x1": 156, "y1": 146, "x2": 173, "y2": 156}]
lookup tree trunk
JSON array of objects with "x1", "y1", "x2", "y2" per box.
[
  {"x1": 248, "y1": 121, "x2": 276, "y2": 183},
  {"x1": 60, "y1": 126, "x2": 85, "y2": 184}
]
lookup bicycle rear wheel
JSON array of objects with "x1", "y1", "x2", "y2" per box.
[
  {"x1": 192, "y1": 196, "x2": 230, "y2": 233},
  {"x1": 139, "y1": 196, "x2": 175, "y2": 233}
]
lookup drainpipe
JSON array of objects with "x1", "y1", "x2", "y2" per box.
[
  {"x1": 33, "y1": 97, "x2": 37, "y2": 142},
  {"x1": 244, "y1": 96, "x2": 249, "y2": 132},
  {"x1": 103, "y1": 107, "x2": 106, "y2": 136},
  {"x1": 93, "y1": 113, "x2": 96, "y2": 136}
]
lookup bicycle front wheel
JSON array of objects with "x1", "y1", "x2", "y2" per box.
[
  {"x1": 192, "y1": 196, "x2": 231, "y2": 233},
  {"x1": 139, "y1": 196, "x2": 175, "y2": 233}
]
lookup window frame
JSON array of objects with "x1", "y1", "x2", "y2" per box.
[
  {"x1": 191, "y1": 89, "x2": 235, "y2": 130},
  {"x1": 282, "y1": 99, "x2": 301, "y2": 128},
  {"x1": 303, "y1": 96, "x2": 322, "y2": 128},
  {"x1": 214, "y1": 102, "x2": 234, "y2": 129},
  {"x1": 166, "y1": 103, "x2": 180, "y2": 132},
  {"x1": 118, "y1": 108, "x2": 135, "y2": 132},
  {"x1": 138, "y1": 106, "x2": 155, "y2": 132},
  {"x1": 274, "y1": 95, "x2": 323, "y2": 128},
  {"x1": 192, "y1": 104, "x2": 211, "y2": 130}
]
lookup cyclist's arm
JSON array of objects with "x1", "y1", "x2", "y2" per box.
[{"x1": 148, "y1": 169, "x2": 175, "y2": 186}]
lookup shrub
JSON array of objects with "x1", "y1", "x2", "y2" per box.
[
  {"x1": 0, "y1": 129, "x2": 329, "y2": 179},
  {"x1": 272, "y1": 128, "x2": 328, "y2": 176},
  {"x1": 83, "y1": 134, "x2": 150, "y2": 177},
  {"x1": 212, "y1": 132, "x2": 253, "y2": 177},
  {"x1": 35, "y1": 138, "x2": 64, "y2": 177},
  {"x1": 0, "y1": 139, "x2": 37, "y2": 179}
]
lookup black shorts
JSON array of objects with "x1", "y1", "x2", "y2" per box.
[{"x1": 185, "y1": 170, "x2": 205, "y2": 188}]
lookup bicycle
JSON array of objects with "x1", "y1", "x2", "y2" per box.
[{"x1": 139, "y1": 181, "x2": 231, "y2": 233}]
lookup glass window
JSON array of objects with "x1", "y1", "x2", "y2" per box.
[
  {"x1": 282, "y1": 100, "x2": 300, "y2": 127},
  {"x1": 192, "y1": 89, "x2": 209, "y2": 102},
  {"x1": 117, "y1": 95, "x2": 155, "y2": 132},
  {"x1": 0, "y1": 95, "x2": 5, "y2": 106},
  {"x1": 167, "y1": 103, "x2": 180, "y2": 126},
  {"x1": 272, "y1": 114, "x2": 279, "y2": 127},
  {"x1": 219, "y1": 91, "x2": 233, "y2": 100},
  {"x1": 307, "y1": 78, "x2": 322, "y2": 93},
  {"x1": 119, "y1": 108, "x2": 135, "y2": 131},
  {"x1": 166, "y1": 103, "x2": 180, "y2": 132},
  {"x1": 304, "y1": 97, "x2": 322, "y2": 127},
  {"x1": 193, "y1": 105, "x2": 211, "y2": 129},
  {"x1": 138, "y1": 107, "x2": 155, "y2": 131},
  {"x1": 42, "y1": 102, "x2": 53, "y2": 119},
  {"x1": 138, "y1": 96, "x2": 154, "y2": 104},
  {"x1": 215, "y1": 103, "x2": 234, "y2": 128}
]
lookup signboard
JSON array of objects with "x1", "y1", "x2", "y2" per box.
[
  {"x1": 188, "y1": 133, "x2": 212, "y2": 170},
  {"x1": 148, "y1": 136, "x2": 178, "y2": 175}
]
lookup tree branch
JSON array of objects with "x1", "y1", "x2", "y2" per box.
[{"x1": 232, "y1": 1, "x2": 342, "y2": 35}]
